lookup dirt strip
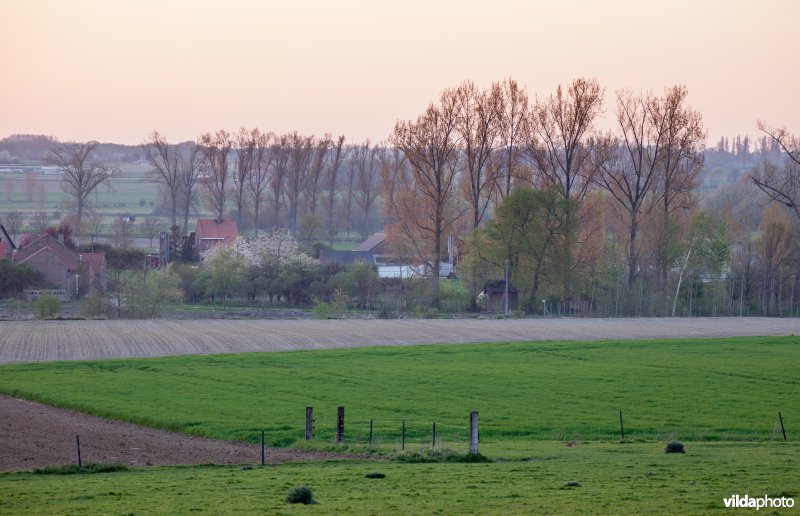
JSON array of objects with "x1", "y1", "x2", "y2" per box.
[
  {"x1": 1, "y1": 317, "x2": 798, "y2": 364},
  {"x1": 0, "y1": 395, "x2": 368, "y2": 473}
]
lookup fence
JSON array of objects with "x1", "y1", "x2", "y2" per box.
[
  {"x1": 62, "y1": 407, "x2": 792, "y2": 469},
  {"x1": 303, "y1": 407, "x2": 479, "y2": 454}
]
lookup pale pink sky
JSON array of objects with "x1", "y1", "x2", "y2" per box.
[{"x1": 1, "y1": 0, "x2": 798, "y2": 146}]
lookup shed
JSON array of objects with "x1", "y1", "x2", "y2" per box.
[{"x1": 482, "y1": 280, "x2": 518, "y2": 313}]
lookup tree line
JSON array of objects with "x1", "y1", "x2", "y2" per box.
[{"x1": 4, "y1": 77, "x2": 800, "y2": 316}]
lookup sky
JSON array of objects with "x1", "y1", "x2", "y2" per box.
[{"x1": 1, "y1": 0, "x2": 798, "y2": 146}]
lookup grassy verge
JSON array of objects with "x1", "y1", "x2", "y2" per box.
[
  {"x1": 0, "y1": 336, "x2": 798, "y2": 446},
  {"x1": 1, "y1": 442, "x2": 797, "y2": 514}
]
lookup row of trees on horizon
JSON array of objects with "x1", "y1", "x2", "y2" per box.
[{"x1": 4, "y1": 77, "x2": 800, "y2": 316}]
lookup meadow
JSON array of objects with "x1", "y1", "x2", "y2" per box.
[
  {"x1": 1, "y1": 442, "x2": 797, "y2": 514},
  {"x1": 1, "y1": 336, "x2": 799, "y2": 513},
  {"x1": 0, "y1": 336, "x2": 797, "y2": 447}
]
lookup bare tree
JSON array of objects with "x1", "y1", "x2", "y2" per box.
[
  {"x1": 141, "y1": 215, "x2": 165, "y2": 249},
  {"x1": 650, "y1": 85, "x2": 706, "y2": 284},
  {"x1": 454, "y1": 80, "x2": 501, "y2": 229},
  {"x1": 29, "y1": 210, "x2": 51, "y2": 234},
  {"x1": 24, "y1": 172, "x2": 37, "y2": 202},
  {"x1": 322, "y1": 135, "x2": 347, "y2": 243},
  {"x1": 198, "y1": 130, "x2": 233, "y2": 222},
  {"x1": 751, "y1": 122, "x2": 800, "y2": 219},
  {"x1": 494, "y1": 78, "x2": 529, "y2": 201},
  {"x1": 392, "y1": 90, "x2": 463, "y2": 306},
  {"x1": 178, "y1": 141, "x2": 203, "y2": 234},
  {"x1": 3, "y1": 178, "x2": 14, "y2": 203},
  {"x1": 526, "y1": 77, "x2": 604, "y2": 203},
  {"x1": 248, "y1": 130, "x2": 275, "y2": 236},
  {"x1": 142, "y1": 131, "x2": 181, "y2": 227},
  {"x1": 111, "y1": 216, "x2": 134, "y2": 248},
  {"x1": 46, "y1": 141, "x2": 111, "y2": 235},
  {"x1": 353, "y1": 140, "x2": 380, "y2": 239},
  {"x1": 594, "y1": 90, "x2": 670, "y2": 287},
  {"x1": 232, "y1": 127, "x2": 258, "y2": 227},
  {"x1": 343, "y1": 149, "x2": 358, "y2": 237},
  {"x1": 305, "y1": 134, "x2": 332, "y2": 215},
  {"x1": 270, "y1": 134, "x2": 290, "y2": 229},
  {"x1": 284, "y1": 132, "x2": 314, "y2": 234},
  {"x1": 524, "y1": 78, "x2": 604, "y2": 298},
  {"x1": 3, "y1": 211, "x2": 24, "y2": 241},
  {"x1": 378, "y1": 145, "x2": 410, "y2": 229}
]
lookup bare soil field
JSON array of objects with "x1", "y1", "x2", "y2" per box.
[
  {"x1": 1, "y1": 317, "x2": 798, "y2": 364},
  {"x1": 0, "y1": 395, "x2": 370, "y2": 472}
]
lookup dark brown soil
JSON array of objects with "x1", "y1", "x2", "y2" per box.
[{"x1": 0, "y1": 395, "x2": 367, "y2": 473}]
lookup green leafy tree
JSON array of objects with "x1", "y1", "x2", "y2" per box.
[
  {"x1": 331, "y1": 262, "x2": 381, "y2": 309},
  {"x1": 481, "y1": 186, "x2": 576, "y2": 308},
  {"x1": 199, "y1": 245, "x2": 248, "y2": 303}
]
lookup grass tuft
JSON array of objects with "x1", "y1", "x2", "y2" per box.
[
  {"x1": 395, "y1": 448, "x2": 492, "y2": 463},
  {"x1": 33, "y1": 463, "x2": 128, "y2": 475}
]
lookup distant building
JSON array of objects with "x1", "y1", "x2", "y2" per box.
[
  {"x1": 12, "y1": 233, "x2": 106, "y2": 297},
  {"x1": 352, "y1": 232, "x2": 386, "y2": 254},
  {"x1": 482, "y1": 280, "x2": 518, "y2": 313},
  {"x1": 195, "y1": 219, "x2": 239, "y2": 255}
]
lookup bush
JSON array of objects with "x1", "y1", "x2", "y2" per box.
[
  {"x1": 80, "y1": 293, "x2": 108, "y2": 319},
  {"x1": 286, "y1": 485, "x2": 316, "y2": 505},
  {"x1": 35, "y1": 294, "x2": 60, "y2": 319},
  {"x1": 665, "y1": 440, "x2": 685, "y2": 454}
]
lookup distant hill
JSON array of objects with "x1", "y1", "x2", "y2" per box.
[{"x1": 0, "y1": 134, "x2": 144, "y2": 165}]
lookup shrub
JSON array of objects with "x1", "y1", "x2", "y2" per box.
[
  {"x1": 286, "y1": 485, "x2": 316, "y2": 504},
  {"x1": 665, "y1": 440, "x2": 685, "y2": 454},
  {"x1": 35, "y1": 294, "x2": 60, "y2": 319},
  {"x1": 80, "y1": 293, "x2": 108, "y2": 319}
]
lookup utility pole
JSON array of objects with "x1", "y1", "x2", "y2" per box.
[{"x1": 504, "y1": 259, "x2": 510, "y2": 316}]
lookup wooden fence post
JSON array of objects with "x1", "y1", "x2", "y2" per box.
[
  {"x1": 336, "y1": 406, "x2": 345, "y2": 443},
  {"x1": 305, "y1": 407, "x2": 313, "y2": 441},
  {"x1": 402, "y1": 419, "x2": 405, "y2": 450},
  {"x1": 469, "y1": 411, "x2": 479, "y2": 454},
  {"x1": 76, "y1": 435, "x2": 82, "y2": 467}
]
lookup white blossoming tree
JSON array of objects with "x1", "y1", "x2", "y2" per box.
[{"x1": 200, "y1": 229, "x2": 318, "y2": 304}]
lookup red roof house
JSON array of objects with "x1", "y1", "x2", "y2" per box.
[{"x1": 195, "y1": 219, "x2": 239, "y2": 254}]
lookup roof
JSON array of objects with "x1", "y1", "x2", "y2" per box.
[
  {"x1": 353, "y1": 232, "x2": 385, "y2": 252},
  {"x1": 319, "y1": 250, "x2": 377, "y2": 266},
  {"x1": 483, "y1": 280, "x2": 518, "y2": 294},
  {"x1": 196, "y1": 219, "x2": 239, "y2": 240},
  {"x1": 15, "y1": 234, "x2": 80, "y2": 270},
  {"x1": 79, "y1": 253, "x2": 106, "y2": 269}
]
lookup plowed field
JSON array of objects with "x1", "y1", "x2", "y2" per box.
[{"x1": 1, "y1": 317, "x2": 798, "y2": 364}]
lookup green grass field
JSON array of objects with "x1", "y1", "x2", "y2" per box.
[
  {"x1": 0, "y1": 336, "x2": 798, "y2": 447},
  {"x1": 1, "y1": 442, "x2": 797, "y2": 514},
  {"x1": 1, "y1": 336, "x2": 799, "y2": 513}
]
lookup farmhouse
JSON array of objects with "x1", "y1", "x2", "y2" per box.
[
  {"x1": 12, "y1": 233, "x2": 107, "y2": 297},
  {"x1": 195, "y1": 219, "x2": 239, "y2": 255}
]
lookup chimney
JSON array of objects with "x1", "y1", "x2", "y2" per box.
[{"x1": 58, "y1": 233, "x2": 64, "y2": 245}]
